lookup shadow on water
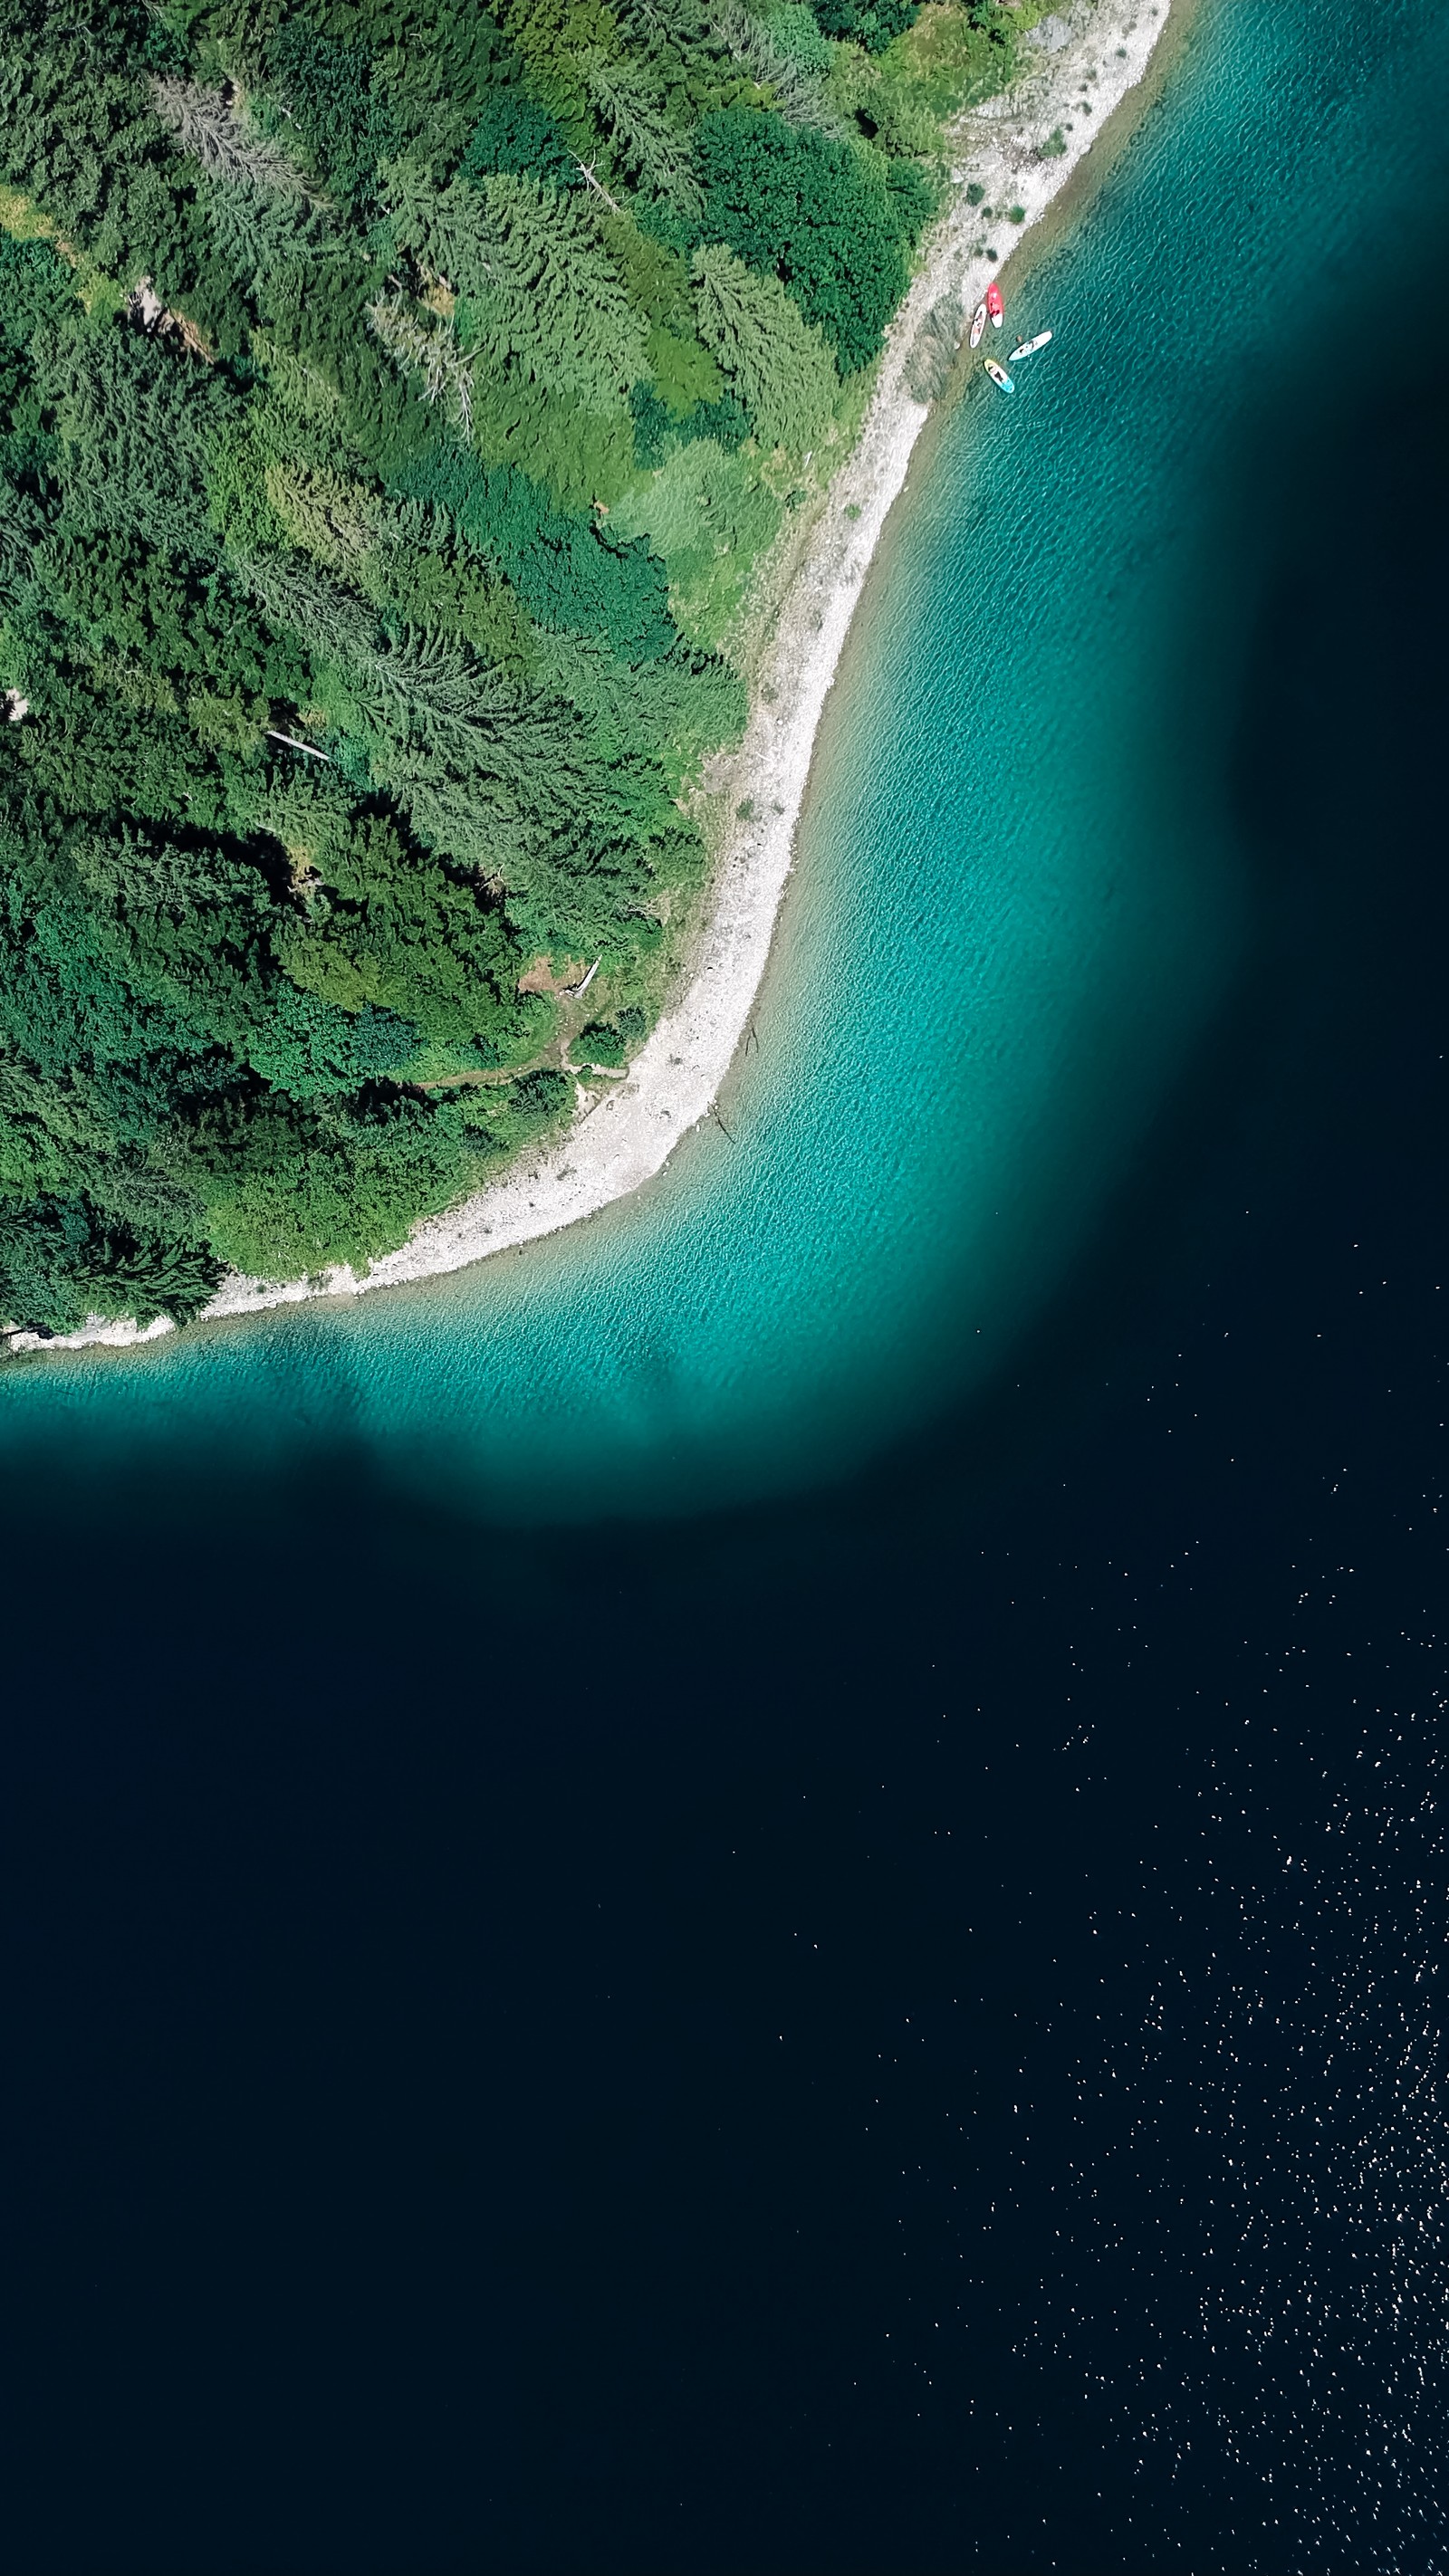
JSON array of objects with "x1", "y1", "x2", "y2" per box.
[
  {"x1": 858, "y1": 331, "x2": 1449, "y2": 1556},
  {"x1": 3, "y1": 155, "x2": 1448, "y2": 2576}
]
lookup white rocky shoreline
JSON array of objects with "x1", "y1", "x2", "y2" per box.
[{"x1": 6, "y1": 0, "x2": 1173, "y2": 1360}]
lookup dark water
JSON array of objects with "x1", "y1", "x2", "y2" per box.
[{"x1": 5, "y1": 8, "x2": 1449, "y2": 2571}]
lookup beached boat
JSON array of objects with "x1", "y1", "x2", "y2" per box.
[
  {"x1": 969, "y1": 300, "x2": 988, "y2": 349},
  {"x1": 984, "y1": 358, "x2": 1015, "y2": 393},
  {"x1": 1008, "y1": 330, "x2": 1053, "y2": 361},
  {"x1": 986, "y1": 282, "x2": 1005, "y2": 329}
]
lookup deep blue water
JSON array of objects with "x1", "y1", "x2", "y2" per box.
[{"x1": 5, "y1": 2, "x2": 1449, "y2": 2567}]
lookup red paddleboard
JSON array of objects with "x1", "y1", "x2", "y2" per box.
[{"x1": 986, "y1": 282, "x2": 1004, "y2": 328}]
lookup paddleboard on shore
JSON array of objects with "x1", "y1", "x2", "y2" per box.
[
  {"x1": 984, "y1": 358, "x2": 1015, "y2": 393},
  {"x1": 969, "y1": 300, "x2": 988, "y2": 349},
  {"x1": 986, "y1": 282, "x2": 1005, "y2": 328},
  {"x1": 1008, "y1": 329, "x2": 1053, "y2": 361}
]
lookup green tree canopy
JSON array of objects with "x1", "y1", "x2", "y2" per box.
[
  {"x1": 696, "y1": 107, "x2": 921, "y2": 370},
  {"x1": 461, "y1": 87, "x2": 581, "y2": 188},
  {"x1": 0, "y1": 0, "x2": 955, "y2": 1330},
  {"x1": 691, "y1": 243, "x2": 838, "y2": 450},
  {"x1": 388, "y1": 167, "x2": 648, "y2": 408},
  {"x1": 806, "y1": 0, "x2": 920, "y2": 54}
]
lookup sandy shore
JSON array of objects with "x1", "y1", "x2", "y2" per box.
[{"x1": 10, "y1": 1, "x2": 1172, "y2": 1358}]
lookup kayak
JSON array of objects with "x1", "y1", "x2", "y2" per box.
[
  {"x1": 984, "y1": 358, "x2": 1014, "y2": 393},
  {"x1": 968, "y1": 300, "x2": 988, "y2": 350},
  {"x1": 986, "y1": 281, "x2": 1005, "y2": 328},
  {"x1": 1007, "y1": 329, "x2": 1053, "y2": 361}
]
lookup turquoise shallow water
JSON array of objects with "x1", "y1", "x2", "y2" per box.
[{"x1": 5, "y1": 0, "x2": 1449, "y2": 1519}]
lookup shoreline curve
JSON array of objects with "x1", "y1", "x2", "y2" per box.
[{"x1": 11, "y1": 0, "x2": 1176, "y2": 1360}]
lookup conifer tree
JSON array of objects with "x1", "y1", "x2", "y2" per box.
[
  {"x1": 366, "y1": 291, "x2": 478, "y2": 432},
  {"x1": 353, "y1": 625, "x2": 519, "y2": 753},
  {"x1": 387, "y1": 170, "x2": 647, "y2": 410},
  {"x1": 709, "y1": 0, "x2": 849, "y2": 139},
  {"x1": 150, "y1": 79, "x2": 317, "y2": 203},
  {"x1": 691, "y1": 243, "x2": 838, "y2": 451},
  {"x1": 234, "y1": 549, "x2": 378, "y2": 665},
  {"x1": 582, "y1": 54, "x2": 701, "y2": 212},
  {"x1": 264, "y1": 462, "x2": 380, "y2": 576}
]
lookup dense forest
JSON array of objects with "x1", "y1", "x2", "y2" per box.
[{"x1": 0, "y1": 0, "x2": 1034, "y2": 1336}]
